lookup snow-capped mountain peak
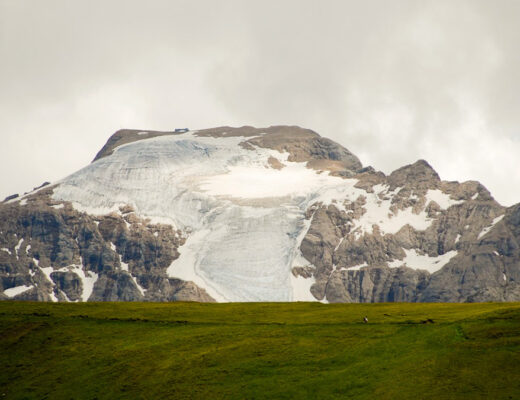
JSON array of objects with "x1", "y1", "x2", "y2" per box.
[{"x1": 1, "y1": 126, "x2": 519, "y2": 303}]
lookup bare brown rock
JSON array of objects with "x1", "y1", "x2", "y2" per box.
[{"x1": 267, "y1": 156, "x2": 285, "y2": 170}]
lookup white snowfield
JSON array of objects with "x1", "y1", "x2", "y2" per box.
[
  {"x1": 388, "y1": 249, "x2": 458, "y2": 274},
  {"x1": 4, "y1": 284, "x2": 33, "y2": 298},
  {"x1": 51, "y1": 132, "x2": 463, "y2": 302}
]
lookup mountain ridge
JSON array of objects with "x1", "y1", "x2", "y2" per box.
[{"x1": 1, "y1": 125, "x2": 518, "y2": 302}]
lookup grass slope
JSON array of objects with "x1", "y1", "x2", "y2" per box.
[{"x1": 1, "y1": 302, "x2": 520, "y2": 399}]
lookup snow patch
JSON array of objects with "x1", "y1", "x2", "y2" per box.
[
  {"x1": 344, "y1": 262, "x2": 368, "y2": 271},
  {"x1": 455, "y1": 234, "x2": 461, "y2": 244},
  {"x1": 129, "y1": 273, "x2": 146, "y2": 296},
  {"x1": 4, "y1": 285, "x2": 33, "y2": 298},
  {"x1": 39, "y1": 267, "x2": 58, "y2": 302},
  {"x1": 51, "y1": 203, "x2": 64, "y2": 209},
  {"x1": 68, "y1": 201, "x2": 120, "y2": 217},
  {"x1": 120, "y1": 257, "x2": 129, "y2": 271},
  {"x1": 40, "y1": 263, "x2": 98, "y2": 301},
  {"x1": 114, "y1": 253, "x2": 143, "y2": 294},
  {"x1": 145, "y1": 215, "x2": 178, "y2": 227},
  {"x1": 70, "y1": 264, "x2": 98, "y2": 301},
  {"x1": 478, "y1": 215, "x2": 505, "y2": 240},
  {"x1": 388, "y1": 249, "x2": 458, "y2": 273},
  {"x1": 316, "y1": 184, "x2": 435, "y2": 238},
  {"x1": 61, "y1": 290, "x2": 72, "y2": 302},
  {"x1": 15, "y1": 238, "x2": 23, "y2": 257},
  {"x1": 290, "y1": 274, "x2": 316, "y2": 301},
  {"x1": 426, "y1": 189, "x2": 464, "y2": 210},
  {"x1": 1, "y1": 248, "x2": 11, "y2": 255}
]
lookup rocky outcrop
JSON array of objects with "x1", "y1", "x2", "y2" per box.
[
  {"x1": 387, "y1": 159, "x2": 440, "y2": 191},
  {"x1": 240, "y1": 126, "x2": 362, "y2": 172},
  {"x1": 418, "y1": 203, "x2": 520, "y2": 302},
  {"x1": 0, "y1": 187, "x2": 214, "y2": 302},
  {"x1": 324, "y1": 267, "x2": 431, "y2": 303},
  {"x1": 299, "y1": 162, "x2": 519, "y2": 303}
]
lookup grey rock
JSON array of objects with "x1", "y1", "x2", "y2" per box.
[
  {"x1": 0, "y1": 186, "x2": 214, "y2": 302},
  {"x1": 3, "y1": 194, "x2": 19, "y2": 202},
  {"x1": 299, "y1": 157, "x2": 519, "y2": 303},
  {"x1": 51, "y1": 271, "x2": 83, "y2": 301}
]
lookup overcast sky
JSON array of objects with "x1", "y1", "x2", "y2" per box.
[{"x1": 1, "y1": 0, "x2": 519, "y2": 205}]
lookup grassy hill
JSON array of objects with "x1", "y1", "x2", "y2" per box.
[{"x1": 1, "y1": 301, "x2": 520, "y2": 399}]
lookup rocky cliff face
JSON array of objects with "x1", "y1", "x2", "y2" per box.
[
  {"x1": 1, "y1": 125, "x2": 518, "y2": 302},
  {"x1": 0, "y1": 187, "x2": 213, "y2": 302},
  {"x1": 299, "y1": 160, "x2": 518, "y2": 302}
]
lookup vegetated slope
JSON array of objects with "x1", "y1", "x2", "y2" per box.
[
  {"x1": 1, "y1": 125, "x2": 519, "y2": 302},
  {"x1": 1, "y1": 301, "x2": 520, "y2": 399}
]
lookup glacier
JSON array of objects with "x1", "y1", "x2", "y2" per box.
[{"x1": 53, "y1": 132, "x2": 332, "y2": 301}]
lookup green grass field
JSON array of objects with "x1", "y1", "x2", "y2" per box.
[{"x1": 1, "y1": 301, "x2": 520, "y2": 399}]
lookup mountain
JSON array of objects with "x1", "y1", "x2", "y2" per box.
[{"x1": 1, "y1": 126, "x2": 519, "y2": 302}]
